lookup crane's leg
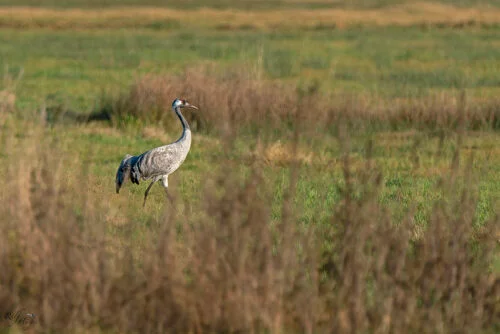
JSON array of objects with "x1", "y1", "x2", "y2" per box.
[
  {"x1": 164, "y1": 188, "x2": 174, "y2": 203},
  {"x1": 143, "y1": 180, "x2": 156, "y2": 207},
  {"x1": 161, "y1": 175, "x2": 173, "y2": 203}
]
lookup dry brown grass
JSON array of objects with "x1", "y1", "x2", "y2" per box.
[
  {"x1": 100, "y1": 68, "x2": 500, "y2": 134},
  {"x1": 252, "y1": 140, "x2": 314, "y2": 166},
  {"x1": 0, "y1": 111, "x2": 498, "y2": 332},
  {"x1": 0, "y1": 90, "x2": 15, "y2": 114},
  {"x1": 101, "y1": 68, "x2": 300, "y2": 134},
  {"x1": 0, "y1": 67, "x2": 21, "y2": 115},
  {"x1": 3, "y1": 3, "x2": 500, "y2": 30}
]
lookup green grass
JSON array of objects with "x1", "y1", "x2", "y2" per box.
[
  {"x1": 8, "y1": 122, "x2": 492, "y2": 235},
  {"x1": 0, "y1": 26, "x2": 498, "y2": 226},
  {"x1": 3, "y1": 27, "x2": 500, "y2": 112}
]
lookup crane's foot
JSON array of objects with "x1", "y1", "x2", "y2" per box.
[{"x1": 143, "y1": 181, "x2": 156, "y2": 208}]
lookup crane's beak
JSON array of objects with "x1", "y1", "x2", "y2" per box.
[{"x1": 185, "y1": 102, "x2": 199, "y2": 110}]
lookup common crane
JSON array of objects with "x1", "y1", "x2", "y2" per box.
[{"x1": 115, "y1": 98, "x2": 199, "y2": 207}]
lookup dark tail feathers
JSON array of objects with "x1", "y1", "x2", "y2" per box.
[{"x1": 116, "y1": 154, "x2": 134, "y2": 194}]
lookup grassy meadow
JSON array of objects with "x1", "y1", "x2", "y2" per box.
[{"x1": 0, "y1": 1, "x2": 499, "y2": 333}]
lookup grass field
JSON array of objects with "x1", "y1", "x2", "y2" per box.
[
  {"x1": 3, "y1": 27, "x2": 500, "y2": 111},
  {"x1": 0, "y1": 1, "x2": 499, "y2": 333}
]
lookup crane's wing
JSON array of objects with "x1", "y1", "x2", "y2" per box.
[
  {"x1": 115, "y1": 154, "x2": 136, "y2": 194},
  {"x1": 135, "y1": 144, "x2": 183, "y2": 180}
]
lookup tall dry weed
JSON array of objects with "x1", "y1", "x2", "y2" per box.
[
  {"x1": 320, "y1": 133, "x2": 499, "y2": 332},
  {"x1": 0, "y1": 117, "x2": 320, "y2": 332},
  {"x1": 0, "y1": 115, "x2": 498, "y2": 332}
]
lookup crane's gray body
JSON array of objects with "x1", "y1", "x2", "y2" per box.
[
  {"x1": 115, "y1": 99, "x2": 196, "y2": 202},
  {"x1": 137, "y1": 129, "x2": 191, "y2": 180}
]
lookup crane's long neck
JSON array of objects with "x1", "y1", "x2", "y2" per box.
[{"x1": 174, "y1": 106, "x2": 191, "y2": 143}]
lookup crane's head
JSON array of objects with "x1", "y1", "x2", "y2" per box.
[{"x1": 172, "y1": 98, "x2": 199, "y2": 110}]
